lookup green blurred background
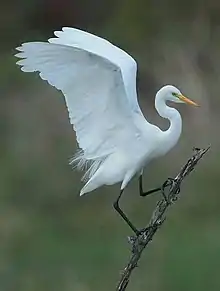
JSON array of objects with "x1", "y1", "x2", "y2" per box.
[{"x1": 1, "y1": 0, "x2": 220, "y2": 290}]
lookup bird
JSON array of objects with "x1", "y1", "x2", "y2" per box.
[{"x1": 15, "y1": 27, "x2": 199, "y2": 235}]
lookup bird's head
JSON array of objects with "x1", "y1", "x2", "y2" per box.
[{"x1": 158, "y1": 85, "x2": 199, "y2": 106}]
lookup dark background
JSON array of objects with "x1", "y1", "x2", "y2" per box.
[{"x1": 1, "y1": 1, "x2": 220, "y2": 290}]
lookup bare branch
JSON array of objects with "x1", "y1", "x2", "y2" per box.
[{"x1": 116, "y1": 147, "x2": 210, "y2": 291}]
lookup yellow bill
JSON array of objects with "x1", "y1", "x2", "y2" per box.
[{"x1": 178, "y1": 94, "x2": 199, "y2": 106}]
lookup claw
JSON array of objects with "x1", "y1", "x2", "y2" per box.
[
  {"x1": 137, "y1": 227, "x2": 150, "y2": 236},
  {"x1": 161, "y1": 181, "x2": 170, "y2": 204}
]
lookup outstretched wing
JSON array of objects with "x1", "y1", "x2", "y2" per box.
[{"x1": 15, "y1": 28, "x2": 146, "y2": 160}]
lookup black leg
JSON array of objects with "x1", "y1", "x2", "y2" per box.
[
  {"x1": 113, "y1": 190, "x2": 139, "y2": 235},
  {"x1": 139, "y1": 175, "x2": 171, "y2": 197}
]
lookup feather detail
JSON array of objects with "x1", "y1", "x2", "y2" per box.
[{"x1": 69, "y1": 150, "x2": 104, "y2": 182}]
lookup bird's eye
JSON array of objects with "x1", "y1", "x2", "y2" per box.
[{"x1": 172, "y1": 92, "x2": 178, "y2": 97}]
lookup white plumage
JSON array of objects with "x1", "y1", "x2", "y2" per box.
[{"x1": 15, "y1": 27, "x2": 198, "y2": 197}]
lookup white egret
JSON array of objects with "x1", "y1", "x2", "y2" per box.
[{"x1": 15, "y1": 27, "x2": 199, "y2": 234}]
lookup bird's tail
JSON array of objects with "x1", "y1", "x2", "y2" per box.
[{"x1": 80, "y1": 176, "x2": 101, "y2": 196}]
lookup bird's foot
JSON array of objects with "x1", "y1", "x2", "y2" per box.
[
  {"x1": 161, "y1": 179, "x2": 171, "y2": 204},
  {"x1": 128, "y1": 226, "x2": 150, "y2": 243},
  {"x1": 161, "y1": 178, "x2": 180, "y2": 204},
  {"x1": 128, "y1": 227, "x2": 151, "y2": 253},
  {"x1": 162, "y1": 177, "x2": 180, "y2": 204},
  {"x1": 137, "y1": 226, "x2": 151, "y2": 236}
]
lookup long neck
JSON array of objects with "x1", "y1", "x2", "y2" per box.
[{"x1": 155, "y1": 94, "x2": 182, "y2": 150}]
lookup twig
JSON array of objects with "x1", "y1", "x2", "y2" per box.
[{"x1": 116, "y1": 147, "x2": 210, "y2": 291}]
